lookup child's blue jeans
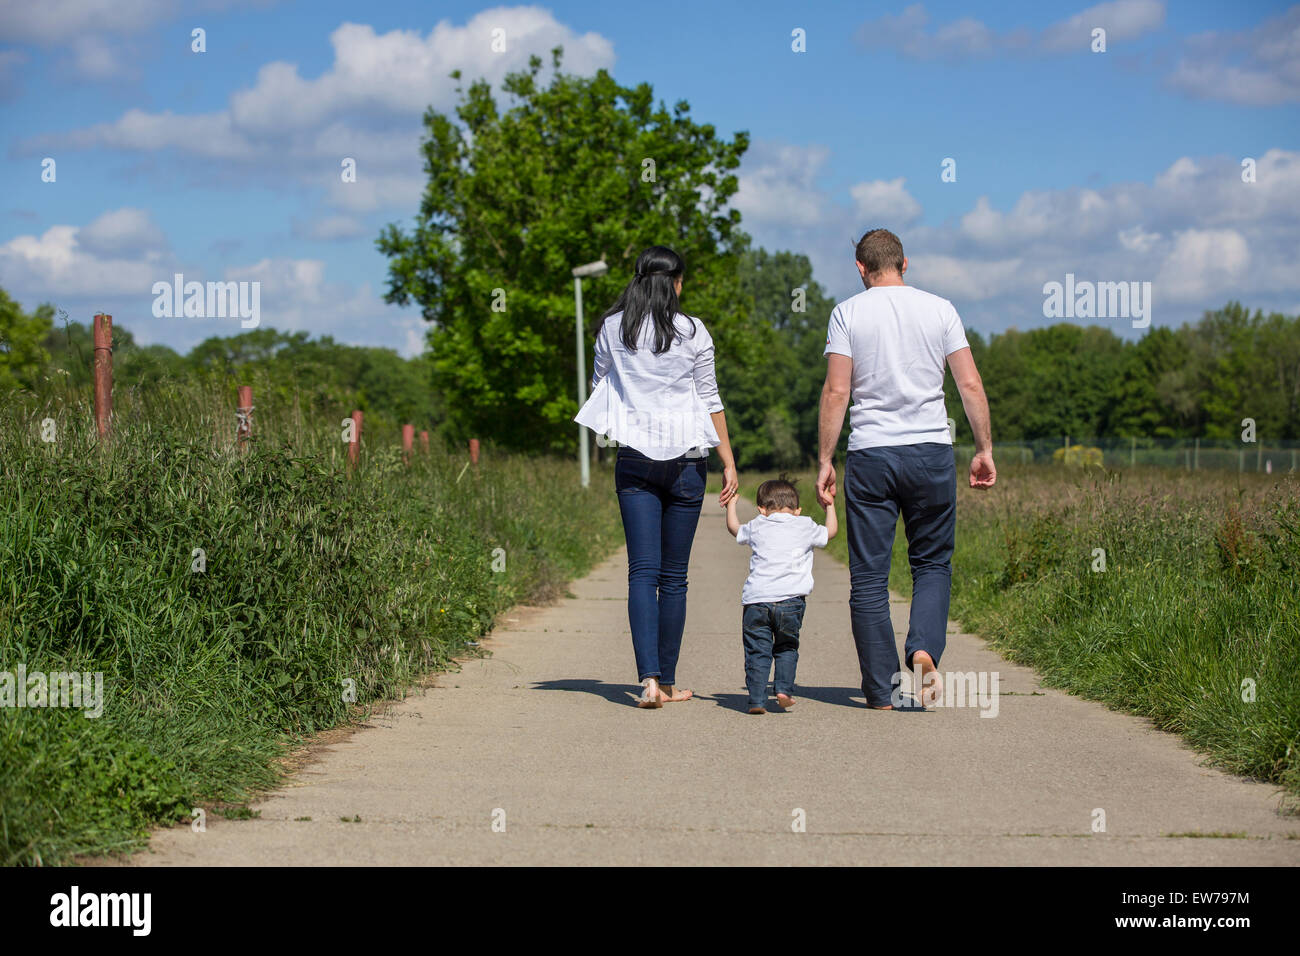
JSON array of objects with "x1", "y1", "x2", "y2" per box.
[{"x1": 741, "y1": 597, "x2": 806, "y2": 709}]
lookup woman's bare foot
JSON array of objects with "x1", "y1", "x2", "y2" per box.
[
  {"x1": 775, "y1": 693, "x2": 795, "y2": 710},
  {"x1": 913, "y1": 651, "x2": 942, "y2": 707},
  {"x1": 747, "y1": 706, "x2": 766, "y2": 715},
  {"x1": 637, "y1": 678, "x2": 663, "y2": 709},
  {"x1": 658, "y1": 684, "x2": 693, "y2": 702}
]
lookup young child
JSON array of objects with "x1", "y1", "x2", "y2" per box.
[{"x1": 725, "y1": 476, "x2": 837, "y2": 714}]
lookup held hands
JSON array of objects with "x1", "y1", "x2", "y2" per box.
[
  {"x1": 816, "y1": 461, "x2": 837, "y2": 509},
  {"x1": 718, "y1": 463, "x2": 739, "y2": 507},
  {"x1": 969, "y1": 450, "x2": 997, "y2": 488}
]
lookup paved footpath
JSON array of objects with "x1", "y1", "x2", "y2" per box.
[{"x1": 125, "y1": 499, "x2": 1300, "y2": 865}]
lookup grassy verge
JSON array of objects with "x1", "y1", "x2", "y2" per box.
[
  {"x1": 0, "y1": 376, "x2": 623, "y2": 864},
  {"x1": 726, "y1": 462, "x2": 1300, "y2": 806}
]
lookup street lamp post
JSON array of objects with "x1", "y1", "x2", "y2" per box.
[{"x1": 572, "y1": 258, "x2": 608, "y2": 487}]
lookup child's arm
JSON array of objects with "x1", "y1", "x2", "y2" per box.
[
  {"x1": 822, "y1": 495, "x2": 838, "y2": 540},
  {"x1": 725, "y1": 497, "x2": 741, "y2": 537}
]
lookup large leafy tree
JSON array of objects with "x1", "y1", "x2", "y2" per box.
[{"x1": 378, "y1": 50, "x2": 750, "y2": 451}]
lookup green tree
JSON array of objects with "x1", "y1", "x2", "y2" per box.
[
  {"x1": 378, "y1": 50, "x2": 750, "y2": 451},
  {"x1": 0, "y1": 290, "x2": 54, "y2": 390},
  {"x1": 726, "y1": 249, "x2": 836, "y2": 468}
]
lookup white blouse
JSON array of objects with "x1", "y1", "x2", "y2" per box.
[{"x1": 575, "y1": 311, "x2": 724, "y2": 460}]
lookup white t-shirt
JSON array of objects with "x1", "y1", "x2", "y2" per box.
[
  {"x1": 735, "y1": 513, "x2": 829, "y2": 605},
  {"x1": 823, "y1": 286, "x2": 969, "y2": 450},
  {"x1": 574, "y1": 312, "x2": 723, "y2": 460}
]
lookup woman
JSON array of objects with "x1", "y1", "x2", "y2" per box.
[{"x1": 575, "y1": 246, "x2": 739, "y2": 708}]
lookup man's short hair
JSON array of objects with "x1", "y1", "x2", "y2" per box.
[
  {"x1": 756, "y1": 474, "x2": 800, "y2": 512},
  {"x1": 855, "y1": 228, "x2": 905, "y2": 277}
]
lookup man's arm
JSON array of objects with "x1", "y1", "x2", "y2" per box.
[
  {"x1": 816, "y1": 353, "x2": 853, "y2": 507},
  {"x1": 946, "y1": 347, "x2": 996, "y2": 488}
]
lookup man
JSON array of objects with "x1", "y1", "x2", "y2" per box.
[{"x1": 816, "y1": 229, "x2": 995, "y2": 709}]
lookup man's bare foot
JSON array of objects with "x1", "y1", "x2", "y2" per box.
[
  {"x1": 659, "y1": 684, "x2": 693, "y2": 702},
  {"x1": 747, "y1": 706, "x2": 766, "y2": 715},
  {"x1": 775, "y1": 693, "x2": 795, "y2": 709},
  {"x1": 913, "y1": 651, "x2": 942, "y2": 707},
  {"x1": 637, "y1": 678, "x2": 663, "y2": 709},
  {"x1": 870, "y1": 704, "x2": 894, "y2": 710}
]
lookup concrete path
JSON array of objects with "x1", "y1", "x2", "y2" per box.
[{"x1": 125, "y1": 499, "x2": 1300, "y2": 865}]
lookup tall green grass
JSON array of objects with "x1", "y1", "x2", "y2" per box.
[{"x1": 0, "y1": 373, "x2": 622, "y2": 864}]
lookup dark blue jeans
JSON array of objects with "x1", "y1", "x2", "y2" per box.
[
  {"x1": 615, "y1": 448, "x2": 707, "y2": 684},
  {"x1": 844, "y1": 443, "x2": 956, "y2": 707},
  {"x1": 742, "y1": 597, "x2": 805, "y2": 709}
]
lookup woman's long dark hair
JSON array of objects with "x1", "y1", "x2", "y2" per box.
[{"x1": 598, "y1": 246, "x2": 694, "y2": 354}]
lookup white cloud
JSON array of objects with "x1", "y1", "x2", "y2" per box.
[
  {"x1": 65, "y1": 34, "x2": 123, "y2": 80},
  {"x1": 0, "y1": 0, "x2": 171, "y2": 43},
  {"x1": 1167, "y1": 7, "x2": 1300, "y2": 105},
  {"x1": 855, "y1": 1, "x2": 1163, "y2": 59},
  {"x1": 733, "y1": 143, "x2": 832, "y2": 227},
  {"x1": 23, "y1": 9, "x2": 616, "y2": 213},
  {"x1": 850, "y1": 178, "x2": 921, "y2": 225},
  {"x1": 1117, "y1": 225, "x2": 1161, "y2": 253},
  {"x1": 736, "y1": 145, "x2": 1299, "y2": 334},
  {"x1": 1040, "y1": 0, "x2": 1165, "y2": 51},
  {"x1": 77, "y1": 207, "x2": 168, "y2": 258},
  {"x1": 0, "y1": 221, "x2": 164, "y2": 297},
  {"x1": 0, "y1": 209, "x2": 417, "y2": 353},
  {"x1": 908, "y1": 254, "x2": 1024, "y2": 302},
  {"x1": 1154, "y1": 228, "x2": 1250, "y2": 301}
]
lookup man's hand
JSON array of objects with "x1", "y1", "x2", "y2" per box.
[
  {"x1": 969, "y1": 450, "x2": 996, "y2": 488},
  {"x1": 816, "y1": 460, "x2": 837, "y2": 508}
]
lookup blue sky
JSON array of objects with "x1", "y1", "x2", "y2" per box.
[{"x1": 1, "y1": 0, "x2": 1297, "y2": 354}]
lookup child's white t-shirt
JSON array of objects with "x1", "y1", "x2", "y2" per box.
[{"x1": 735, "y1": 513, "x2": 829, "y2": 605}]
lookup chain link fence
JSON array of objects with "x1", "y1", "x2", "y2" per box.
[{"x1": 953, "y1": 437, "x2": 1300, "y2": 473}]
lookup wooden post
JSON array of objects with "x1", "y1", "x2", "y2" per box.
[
  {"x1": 402, "y1": 423, "x2": 414, "y2": 464},
  {"x1": 348, "y1": 410, "x2": 363, "y2": 469},
  {"x1": 236, "y1": 385, "x2": 253, "y2": 452},
  {"x1": 469, "y1": 438, "x2": 480, "y2": 465},
  {"x1": 92, "y1": 313, "x2": 112, "y2": 438},
  {"x1": 419, "y1": 430, "x2": 429, "y2": 452}
]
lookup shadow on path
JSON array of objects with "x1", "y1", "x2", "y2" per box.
[{"x1": 531, "y1": 678, "x2": 641, "y2": 706}]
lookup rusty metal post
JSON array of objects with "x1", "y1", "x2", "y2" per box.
[
  {"x1": 469, "y1": 438, "x2": 480, "y2": 466},
  {"x1": 92, "y1": 313, "x2": 112, "y2": 438},
  {"x1": 419, "y1": 429, "x2": 429, "y2": 453},
  {"x1": 402, "y1": 423, "x2": 414, "y2": 464},
  {"x1": 236, "y1": 385, "x2": 253, "y2": 452},
  {"x1": 348, "y1": 410, "x2": 363, "y2": 469}
]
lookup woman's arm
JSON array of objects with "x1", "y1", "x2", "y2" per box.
[
  {"x1": 710, "y1": 410, "x2": 738, "y2": 506},
  {"x1": 590, "y1": 322, "x2": 611, "y2": 391},
  {"x1": 693, "y1": 326, "x2": 737, "y2": 505}
]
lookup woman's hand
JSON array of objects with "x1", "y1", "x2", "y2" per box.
[{"x1": 718, "y1": 463, "x2": 739, "y2": 507}]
